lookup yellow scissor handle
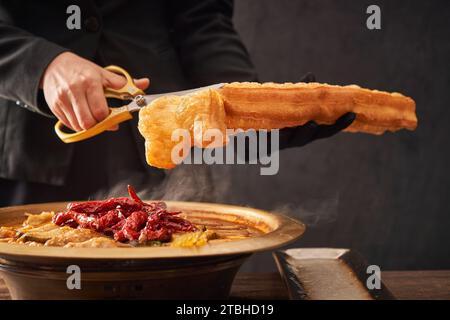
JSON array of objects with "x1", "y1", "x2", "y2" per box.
[
  {"x1": 103, "y1": 65, "x2": 145, "y2": 99},
  {"x1": 54, "y1": 65, "x2": 145, "y2": 143},
  {"x1": 55, "y1": 106, "x2": 133, "y2": 143}
]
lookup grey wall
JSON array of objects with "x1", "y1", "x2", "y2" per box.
[{"x1": 225, "y1": 0, "x2": 450, "y2": 271}]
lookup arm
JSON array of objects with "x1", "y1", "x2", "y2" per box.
[
  {"x1": 0, "y1": 13, "x2": 148, "y2": 130},
  {"x1": 169, "y1": 0, "x2": 258, "y2": 85},
  {"x1": 0, "y1": 19, "x2": 67, "y2": 116}
]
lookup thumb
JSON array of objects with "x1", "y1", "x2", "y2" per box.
[
  {"x1": 103, "y1": 70, "x2": 150, "y2": 91},
  {"x1": 133, "y1": 77, "x2": 150, "y2": 91},
  {"x1": 102, "y1": 70, "x2": 128, "y2": 89}
]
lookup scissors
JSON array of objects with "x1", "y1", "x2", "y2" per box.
[{"x1": 54, "y1": 65, "x2": 223, "y2": 143}]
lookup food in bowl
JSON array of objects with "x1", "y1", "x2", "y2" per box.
[
  {"x1": 0, "y1": 186, "x2": 268, "y2": 248},
  {"x1": 0, "y1": 185, "x2": 216, "y2": 248}
]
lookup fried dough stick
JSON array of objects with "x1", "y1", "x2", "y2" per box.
[{"x1": 138, "y1": 82, "x2": 417, "y2": 169}]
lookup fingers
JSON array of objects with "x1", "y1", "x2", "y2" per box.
[
  {"x1": 86, "y1": 80, "x2": 110, "y2": 123},
  {"x1": 278, "y1": 111, "x2": 356, "y2": 150},
  {"x1": 43, "y1": 56, "x2": 150, "y2": 134},
  {"x1": 315, "y1": 112, "x2": 356, "y2": 140},
  {"x1": 134, "y1": 77, "x2": 150, "y2": 90},
  {"x1": 279, "y1": 121, "x2": 318, "y2": 149},
  {"x1": 101, "y1": 71, "x2": 149, "y2": 132},
  {"x1": 53, "y1": 91, "x2": 83, "y2": 131},
  {"x1": 52, "y1": 102, "x2": 73, "y2": 131},
  {"x1": 61, "y1": 106, "x2": 82, "y2": 132},
  {"x1": 102, "y1": 69, "x2": 150, "y2": 91},
  {"x1": 290, "y1": 121, "x2": 318, "y2": 146},
  {"x1": 86, "y1": 79, "x2": 121, "y2": 131},
  {"x1": 67, "y1": 86, "x2": 97, "y2": 131},
  {"x1": 334, "y1": 112, "x2": 356, "y2": 131},
  {"x1": 42, "y1": 53, "x2": 138, "y2": 134},
  {"x1": 102, "y1": 69, "x2": 128, "y2": 89}
]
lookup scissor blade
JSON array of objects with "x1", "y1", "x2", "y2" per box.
[{"x1": 127, "y1": 83, "x2": 224, "y2": 112}]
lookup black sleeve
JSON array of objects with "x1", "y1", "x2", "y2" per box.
[
  {"x1": 169, "y1": 0, "x2": 258, "y2": 86},
  {"x1": 0, "y1": 18, "x2": 68, "y2": 116}
]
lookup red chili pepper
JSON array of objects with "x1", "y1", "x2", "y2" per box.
[
  {"x1": 53, "y1": 185, "x2": 196, "y2": 243},
  {"x1": 127, "y1": 185, "x2": 144, "y2": 205}
]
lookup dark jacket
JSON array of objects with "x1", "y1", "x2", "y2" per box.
[{"x1": 0, "y1": 0, "x2": 256, "y2": 185}]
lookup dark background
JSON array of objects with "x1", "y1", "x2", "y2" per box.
[
  {"x1": 217, "y1": 0, "x2": 449, "y2": 271},
  {"x1": 4, "y1": 0, "x2": 446, "y2": 273}
]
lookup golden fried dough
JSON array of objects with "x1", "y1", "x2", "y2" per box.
[
  {"x1": 138, "y1": 82, "x2": 417, "y2": 168},
  {"x1": 138, "y1": 89, "x2": 226, "y2": 169},
  {"x1": 221, "y1": 82, "x2": 417, "y2": 134}
]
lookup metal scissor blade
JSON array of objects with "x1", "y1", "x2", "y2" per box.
[{"x1": 127, "y1": 83, "x2": 225, "y2": 112}]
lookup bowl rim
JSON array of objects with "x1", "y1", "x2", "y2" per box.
[{"x1": 0, "y1": 201, "x2": 305, "y2": 261}]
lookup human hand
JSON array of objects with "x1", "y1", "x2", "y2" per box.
[{"x1": 40, "y1": 52, "x2": 149, "y2": 131}]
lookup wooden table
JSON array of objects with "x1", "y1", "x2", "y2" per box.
[
  {"x1": 230, "y1": 271, "x2": 450, "y2": 300},
  {"x1": 1, "y1": 271, "x2": 449, "y2": 300}
]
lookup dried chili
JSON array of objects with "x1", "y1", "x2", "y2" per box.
[{"x1": 53, "y1": 185, "x2": 196, "y2": 244}]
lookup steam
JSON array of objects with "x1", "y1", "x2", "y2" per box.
[
  {"x1": 271, "y1": 192, "x2": 340, "y2": 227},
  {"x1": 92, "y1": 164, "x2": 233, "y2": 203},
  {"x1": 92, "y1": 164, "x2": 339, "y2": 228},
  {"x1": 153, "y1": 165, "x2": 232, "y2": 202}
]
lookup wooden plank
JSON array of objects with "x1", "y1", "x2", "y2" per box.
[
  {"x1": 230, "y1": 272, "x2": 289, "y2": 300},
  {"x1": 230, "y1": 271, "x2": 450, "y2": 300},
  {"x1": 382, "y1": 270, "x2": 450, "y2": 300}
]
